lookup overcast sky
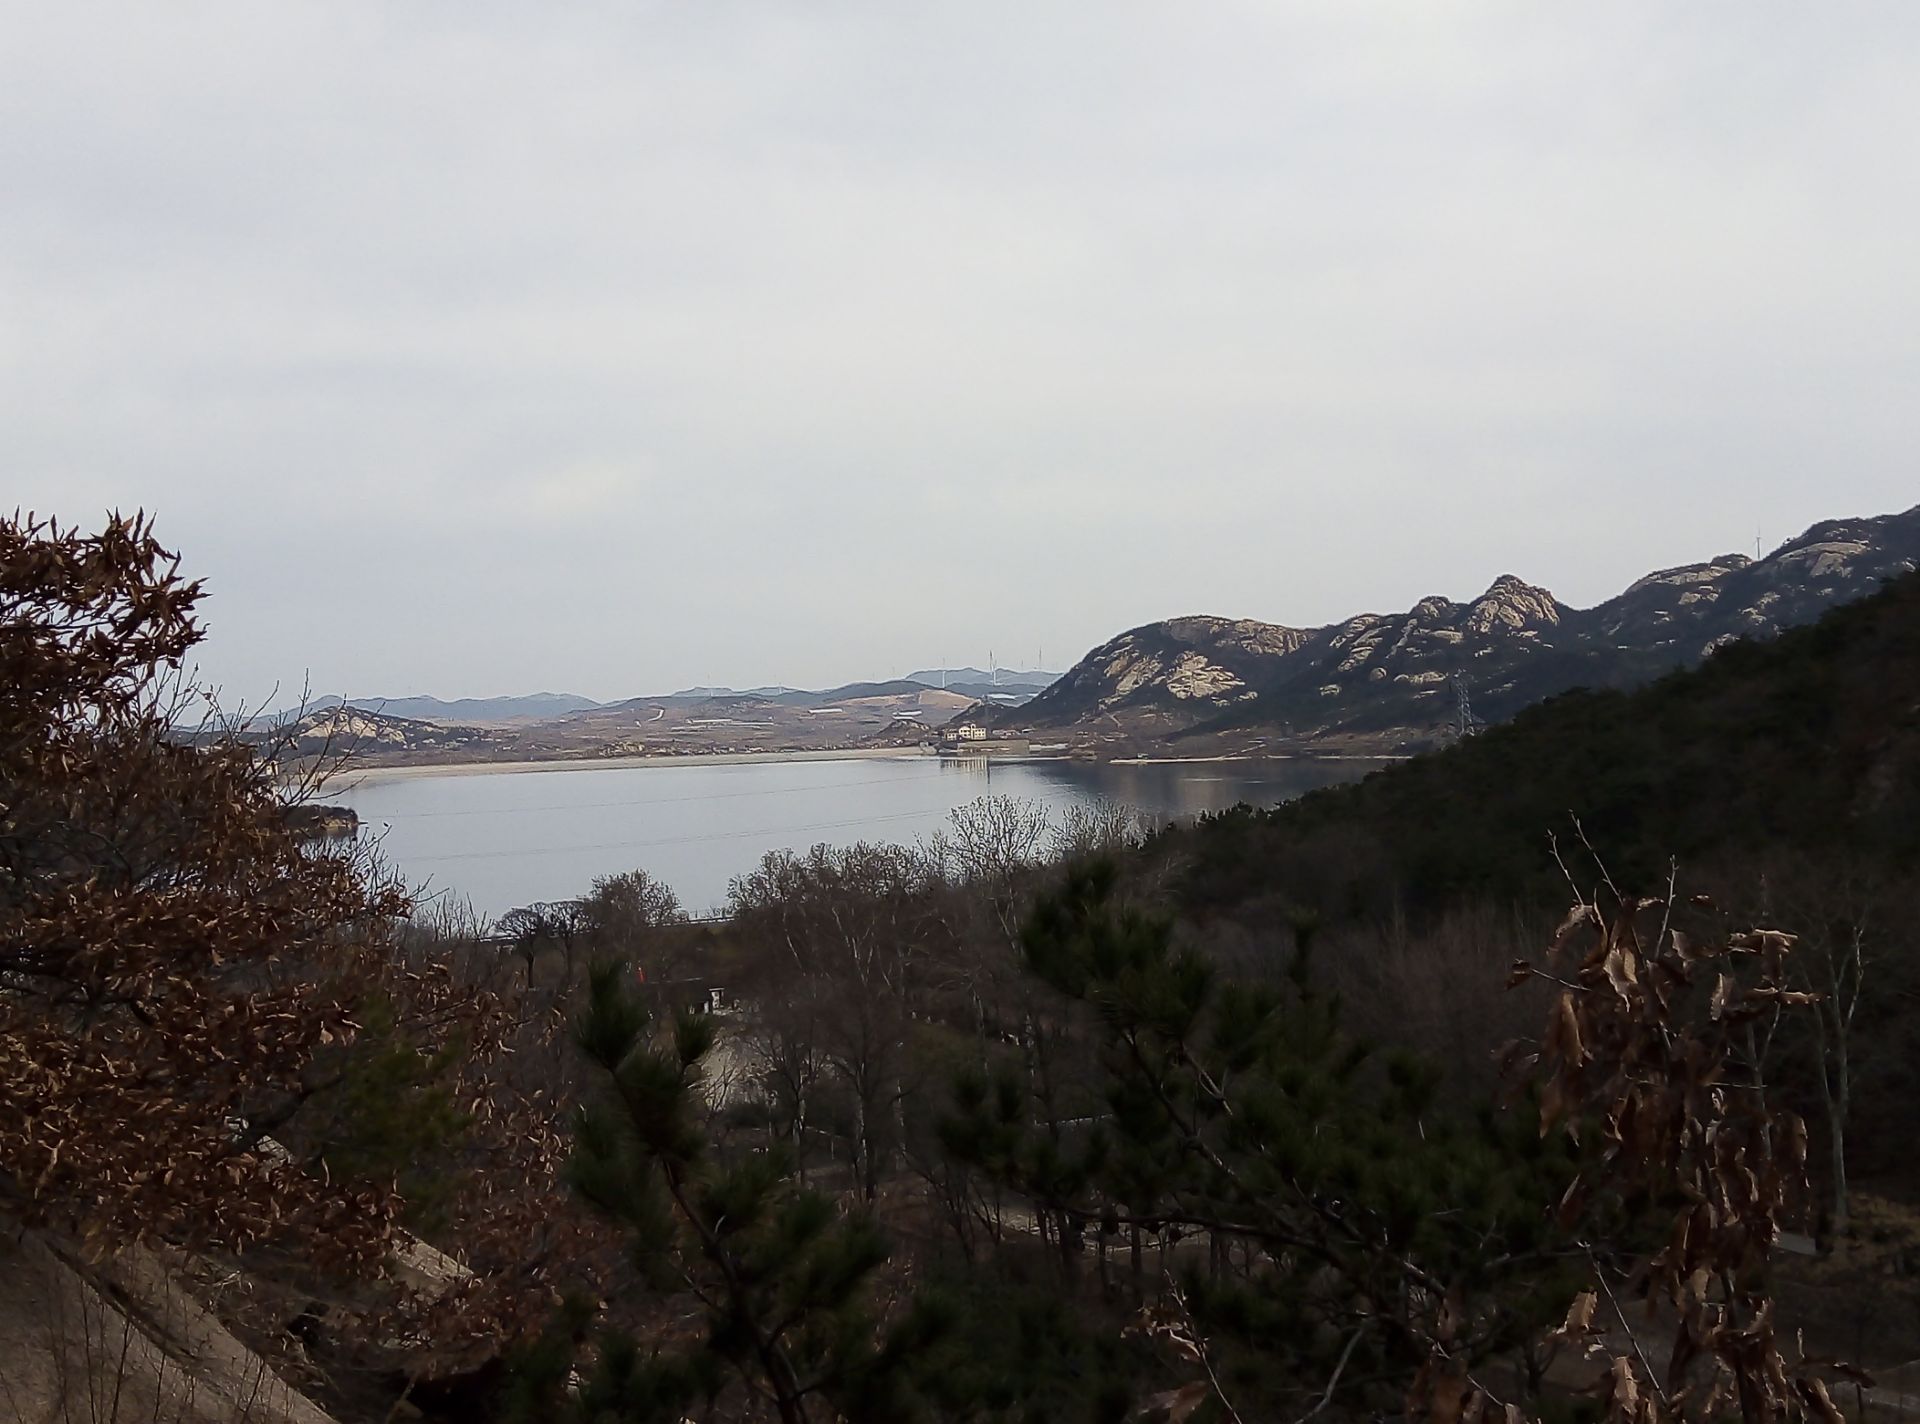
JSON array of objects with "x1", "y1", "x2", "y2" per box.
[{"x1": 6, "y1": 3, "x2": 1917, "y2": 702}]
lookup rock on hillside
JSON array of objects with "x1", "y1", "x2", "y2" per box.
[
  {"x1": 1, "y1": 1229, "x2": 339, "y2": 1424},
  {"x1": 993, "y1": 503, "x2": 1920, "y2": 750},
  {"x1": 1592, "y1": 511, "x2": 1920, "y2": 656},
  {"x1": 1019, "y1": 617, "x2": 1311, "y2": 736},
  {"x1": 278, "y1": 706, "x2": 495, "y2": 759},
  {"x1": 1002, "y1": 580, "x2": 1567, "y2": 739},
  {"x1": 277, "y1": 692, "x2": 601, "y2": 724}
]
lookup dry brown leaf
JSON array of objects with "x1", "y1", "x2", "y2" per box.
[
  {"x1": 1138, "y1": 1381, "x2": 1210, "y2": 1424},
  {"x1": 1551, "y1": 1289, "x2": 1598, "y2": 1341},
  {"x1": 1709, "y1": 973, "x2": 1734, "y2": 1021},
  {"x1": 1551, "y1": 991, "x2": 1586, "y2": 1069},
  {"x1": 1795, "y1": 1377, "x2": 1845, "y2": 1424},
  {"x1": 1601, "y1": 946, "x2": 1641, "y2": 1003}
]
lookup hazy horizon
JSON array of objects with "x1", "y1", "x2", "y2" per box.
[
  {"x1": 273, "y1": 666, "x2": 1068, "y2": 712},
  {"x1": 261, "y1": 497, "x2": 1911, "y2": 710},
  {"x1": 10, "y1": 5, "x2": 1919, "y2": 704}
]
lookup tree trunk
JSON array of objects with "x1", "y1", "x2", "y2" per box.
[
  {"x1": 1831, "y1": 1014, "x2": 1851, "y2": 1243},
  {"x1": 1813, "y1": 1004, "x2": 1851, "y2": 1245}
]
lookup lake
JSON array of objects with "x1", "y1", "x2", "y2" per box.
[{"x1": 332, "y1": 753, "x2": 1382, "y2": 922}]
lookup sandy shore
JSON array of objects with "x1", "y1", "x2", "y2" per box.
[
  {"x1": 320, "y1": 745, "x2": 935, "y2": 790},
  {"x1": 316, "y1": 744, "x2": 1410, "y2": 790},
  {"x1": 1109, "y1": 752, "x2": 1407, "y2": 765}
]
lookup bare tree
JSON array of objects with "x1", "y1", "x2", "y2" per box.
[
  {"x1": 580, "y1": 867, "x2": 693, "y2": 1001},
  {"x1": 496, "y1": 899, "x2": 593, "y2": 988},
  {"x1": 943, "y1": 794, "x2": 1051, "y2": 947},
  {"x1": 727, "y1": 843, "x2": 948, "y2": 1197},
  {"x1": 1772, "y1": 860, "x2": 1887, "y2": 1242},
  {"x1": 1047, "y1": 798, "x2": 1143, "y2": 863},
  {"x1": 583, "y1": 867, "x2": 687, "y2": 939}
]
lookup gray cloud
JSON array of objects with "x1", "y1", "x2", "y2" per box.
[{"x1": 6, "y1": 2, "x2": 1917, "y2": 702}]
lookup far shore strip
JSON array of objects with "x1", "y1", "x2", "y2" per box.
[
  {"x1": 319, "y1": 745, "x2": 932, "y2": 788},
  {"x1": 317, "y1": 746, "x2": 1405, "y2": 790}
]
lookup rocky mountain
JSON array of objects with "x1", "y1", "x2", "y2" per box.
[
  {"x1": 285, "y1": 692, "x2": 602, "y2": 724},
  {"x1": 276, "y1": 705, "x2": 498, "y2": 759},
  {"x1": 992, "y1": 504, "x2": 1920, "y2": 751}
]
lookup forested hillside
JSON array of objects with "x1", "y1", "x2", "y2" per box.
[
  {"x1": 1164, "y1": 570, "x2": 1920, "y2": 1230},
  {"x1": 1173, "y1": 567, "x2": 1920, "y2": 921}
]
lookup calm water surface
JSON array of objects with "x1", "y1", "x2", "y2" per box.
[{"x1": 335, "y1": 755, "x2": 1379, "y2": 921}]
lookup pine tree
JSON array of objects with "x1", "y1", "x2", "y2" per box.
[
  {"x1": 524, "y1": 960, "x2": 954, "y2": 1424},
  {"x1": 941, "y1": 862, "x2": 1583, "y2": 1419}
]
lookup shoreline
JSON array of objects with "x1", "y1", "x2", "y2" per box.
[
  {"x1": 316, "y1": 744, "x2": 1407, "y2": 789},
  {"x1": 320, "y1": 745, "x2": 935, "y2": 789},
  {"x1": 1107, "y1": 752, "x2": 1408, "y2": 765}
]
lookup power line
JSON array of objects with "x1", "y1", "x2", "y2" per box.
[
  {"x1": 387, "y1": 803, "x2": 958, "y2": 865},
  {"x1": 348, "y1": 763, "x2": 954, "y2": 822}
]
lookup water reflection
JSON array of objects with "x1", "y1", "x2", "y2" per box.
[{"x1": 337, "y1": 755, "x2": 1383, "y2": 921}]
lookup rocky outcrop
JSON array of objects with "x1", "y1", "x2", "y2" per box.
[
  {"x1": 280, "y1": 707, "x2": 494, "y2": 760},
  {"x1": 282, "y1": 804, "x2": 360, "y2": 839},
  {"x1": 1466, "y1": 574, "x2": 1564, "y2": 634},
  {"x1": 1021, "y1": 616, "x2": 1309, "y2": 729},
  {"x1": 0, "y1": 1171, "x2": 482, "y2": 1424},
  {"x1": 992, "y1": 503, "x2": 1920, "y2": 749},
  {"x1": 286, "y1": 693, "x2": 603, "y2": 725},
  {"x1": 1595, "y1": 513, "x2": 1920, "y2": 657},
  {"x1": 0, "y1": 1228, "x2": 339, "y2": 1424}
]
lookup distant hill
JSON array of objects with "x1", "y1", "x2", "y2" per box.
[
  {"x1": 991, "y1": 504, "x2": 1920, "y2": 750},
  {"x1": 665, "y1": 685, "x2": 797, "y2": 700},
  {"x1": 784, "y1": 680, "x2": 930, "y2": 704},
  {"x1": 284, "y1": 692, "x2": 602, "y2": 724},
  {"x1": 379, "y1": 691, "x2": 604, "y2": 722},
  {"x1": 268, "y1": 671, "x2": 1065, "y2": 727},
  {"x1": 904, "y1": 667, "x2": 1060, "y2": 691},
  {"x1": 271, "y1": 705, "x2": 499, "y2": 758},
  {"x1": 596, "y1": 680, "x2": 974, "y2": 715},
  {"x1": 595, "y1": 676, "x2": 1049, "y2": 716}
]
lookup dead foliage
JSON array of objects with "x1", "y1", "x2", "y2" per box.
[
  {"x1": 1415, "y1": 889, "x2": 1873, "y2": 1424},
  {"x1": 0, "y1": 511, "x2": 589, "y2": 1363}
]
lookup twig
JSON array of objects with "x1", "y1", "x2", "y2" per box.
[
  {"x1": 1585, "y1": 1243, "x2": 1666, "y2": 1409},
  {"x1": 1654, "y1": 858, "x2": 1678, "y2": 958},
  {"x1": 1571, "y1": 816, "x2": 1623, "y2": 906},
  {"x1": 1165, "y1": 1271, "x2": 1248, "y2": 1424},
  {"x1": 1294, "y1": 1326, "x2": 1365, "y2": 1424}
]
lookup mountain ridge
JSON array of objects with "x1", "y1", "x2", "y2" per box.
[
  {"x1": 274, "y1": 670, "x2": 1064, "y2": 726},
  {"x1": 279, "y1": 691, "x2": 604, "y2": 724},
  {"x1": 902, "y1": 667, "x2": 1060, "y2": 690},
  {"x1": 988, "y1": 504, "x2": 1920, "y2": 751}
]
